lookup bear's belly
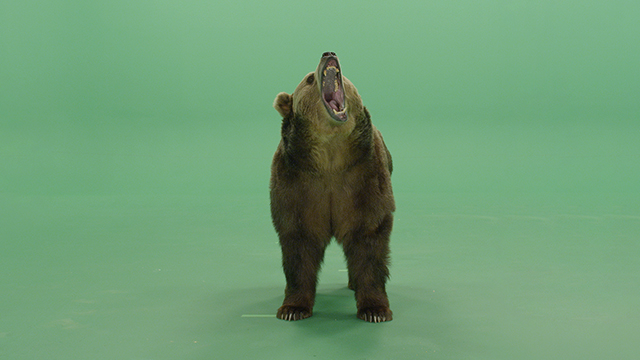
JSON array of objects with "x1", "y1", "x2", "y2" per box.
[
  {"x1": 277, "y1": 168, "x2": 385, "y2": 241},
  {"x1": 303, "y1": 173, "x2": 363, "y2": 241}
]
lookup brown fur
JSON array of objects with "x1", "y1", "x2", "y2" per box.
[{"x1": 270, "y1": 55, "x2": 395, "y2": 323}]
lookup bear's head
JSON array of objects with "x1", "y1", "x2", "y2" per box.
[{"x1": 274, "y1": 52, "x2": 364, "y2": 133}]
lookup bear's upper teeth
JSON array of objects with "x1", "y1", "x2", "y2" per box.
[{"x1": 323, "y1": 66, "x2": 339, "y2": 76}]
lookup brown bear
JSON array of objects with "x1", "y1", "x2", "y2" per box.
[{"x1": 270, "y1": 52, "x2": 395, "y2": 323}]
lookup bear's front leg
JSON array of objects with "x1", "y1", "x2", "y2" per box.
[
  {"x1": 277, "y1": 232, "x2": 329, "y2": 321},
  {"x1": 343, "y1": 215, "x2": 394, "y2": 323}
]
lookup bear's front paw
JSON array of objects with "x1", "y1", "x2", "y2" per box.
[
  {"x1": 357, "y1": 307, "x2": 393, "y2": 323},
  {"x1": 277, "y1": 305, "x2": 312, "y2": 321}
]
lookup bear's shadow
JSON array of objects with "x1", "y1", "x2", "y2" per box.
[
  {"x1": 193, "y1": 282, "x2": 467, "y2": 358},
  {"x1": 215, "y1": 283, "x2": 381, "y2": 331},
  {"x1": 310, "y1": 285, "x2": 361, "y2": 321},
  {"x1": 245, "y1": 284, "x2": 388, "y2": 348},
  {"x1": 249, "y1": 284, "x2": 367, "y2": 325}
]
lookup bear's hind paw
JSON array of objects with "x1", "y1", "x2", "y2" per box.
[{"x1": 277, "y1": 305, "x2": 312, "y2": 321}]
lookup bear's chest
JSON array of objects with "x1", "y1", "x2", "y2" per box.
[{"x1": 309, "y1": 136, "x2": 355, "y2": 173}]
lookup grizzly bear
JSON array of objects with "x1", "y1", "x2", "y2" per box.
[{"x1": 270, "y1": 52, "x2": 395, "y2": 323}]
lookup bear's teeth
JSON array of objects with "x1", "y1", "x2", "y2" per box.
[{"x1": 323, "y1": 66, "x2": 339, "y2": 76}]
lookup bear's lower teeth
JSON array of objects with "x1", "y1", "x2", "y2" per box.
[
  {"x1": 323, "y1": 66, "x2": 339, "y2": 76},
  {"x1": 328, "y1": 99, "x2": 343, "y2": 112}
]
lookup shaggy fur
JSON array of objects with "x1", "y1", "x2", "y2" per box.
[{"x1": 270, "y1": 53, "x2": 395, "y2": 323}]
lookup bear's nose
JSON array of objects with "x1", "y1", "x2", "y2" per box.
[{"x1": 322, "y1": 51, "x2": 337, "y2": 58}]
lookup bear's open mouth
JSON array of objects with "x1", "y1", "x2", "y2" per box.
[{"x1": 319, "y1": 57, "x2": 347, "y2": 122}]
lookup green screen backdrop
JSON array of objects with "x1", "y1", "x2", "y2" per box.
[{"x1": 1, "y1": 1, "x2": 639, "y2": 359}]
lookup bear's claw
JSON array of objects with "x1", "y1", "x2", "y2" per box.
[
  {"x1": 357, "y1": 307, "x2": 393, "y2": 323},
  {"x1": 277, "y1": 305, "x2": 312, "y2": 321}
]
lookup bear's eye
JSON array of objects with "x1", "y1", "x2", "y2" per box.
[{"x1": 306, "y1": 74, "x2": 314, "y2": 85}]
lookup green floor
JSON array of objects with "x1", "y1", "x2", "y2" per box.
[{"x1": 2, "y1": 1, "x2": 639, "y2": 359}]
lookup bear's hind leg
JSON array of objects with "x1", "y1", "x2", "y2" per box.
[
  {"x1": 343, "y1": 215, "x2": 393, "y2": 323},
  {"x1": 277, "y1": 233, "x2": 329, "y2": 321}
]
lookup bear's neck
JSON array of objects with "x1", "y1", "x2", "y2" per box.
[{"x1": 283, "y1": 110, "x2": 373, "y2": 173}]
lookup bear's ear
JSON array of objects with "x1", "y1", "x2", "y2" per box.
[{"x1": 274, "y1": 92, "x2": 293, "y2": 118}]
